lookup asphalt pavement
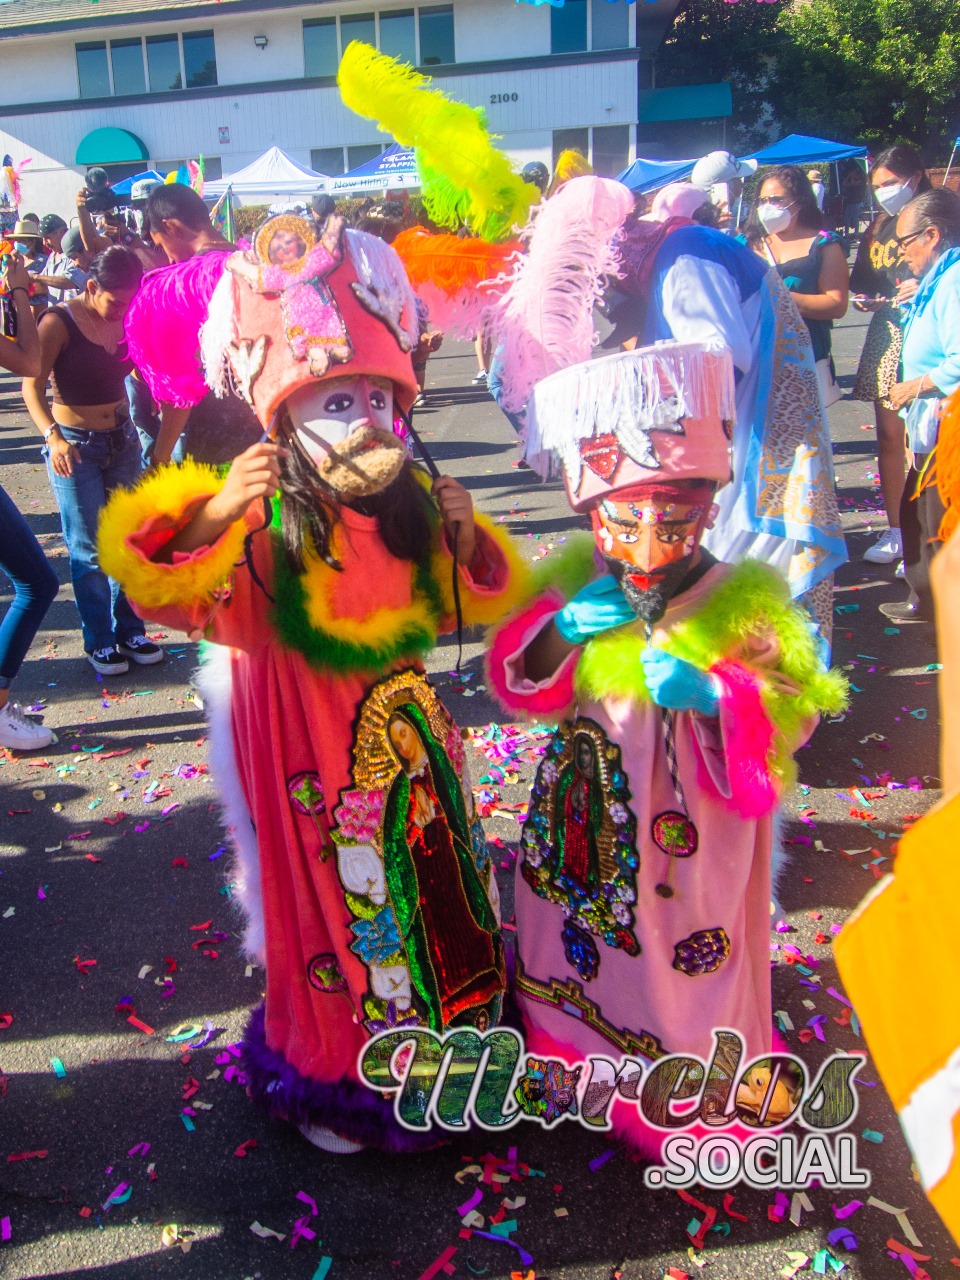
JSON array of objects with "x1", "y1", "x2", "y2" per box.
[{"x1": 0, "y1": 307, "x2": 951, "y2": 1280}]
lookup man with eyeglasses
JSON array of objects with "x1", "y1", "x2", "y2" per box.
[{"x1": 882, "y1": 188, "x2": 960, "y2": 624}]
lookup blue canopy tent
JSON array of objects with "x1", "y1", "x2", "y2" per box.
[
  {"x1": 328, "y1": 143, "x2": 419, "y2": 195},
  {"x1": 110, "y1": 169, "x2": 167, "y2": 197},
  {"x1": 616, "y1": 156, "x2": 696, "y2": 194},
  {"x1": 744, "y1": 134, "x2": 867, "y2": 166}
]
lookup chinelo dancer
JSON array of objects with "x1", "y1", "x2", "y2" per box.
[
  {"x1": 98, "y1": 211, "x2": 528, "y2": 1153},
  {"x1": 487, "y1": 339, "x2": 847, "y2": 1152}
]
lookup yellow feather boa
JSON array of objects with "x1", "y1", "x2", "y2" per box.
[{"x1": 98, "y1": 460, "x2": 245, "y2": 610}]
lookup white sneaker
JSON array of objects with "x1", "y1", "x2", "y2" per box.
[
  {"x1": 864, "y1": 528, "x2": 903, "y2": 564},
  {"x1": 471, "y1": 369, "x2": 488, "y2": 384},
  {"x1": 0, "y1": 700, "x2": 54, "y2": 751},
  {"x1": 298, "y1": 1121, "x2": 365, "y2": 1154},
  {"x1": 895, "y1": 560, "x2": 905, "y2": 579}
]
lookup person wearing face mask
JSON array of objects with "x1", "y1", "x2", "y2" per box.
[
  {"x1": 487, "y1": 341, "x2": 846, "y2": 1152},
  {"x1": 22, "y1": 246, "x2": 164, "y2": 677},
  {"x1": 876, "y1": 189, "x2": 960, "y2": 625},
  {"x1": 98, "y1": 213, "x2": 528, "y2": 1155},
  {"x1": 743, "y1": 166, "x2": 849, "y2": 409},
  {"x1": 850, "y1": 145, "x2": 931, "y2": 568}
]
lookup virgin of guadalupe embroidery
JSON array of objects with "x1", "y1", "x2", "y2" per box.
[
  {"x1": 521, "y1": 717, "x2": 640, "y2": 960},
  {"x1": 332, "y1": 671, "x2": 504, "y2": 1036}
]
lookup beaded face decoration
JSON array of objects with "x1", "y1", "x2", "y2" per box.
[{"x1": 592, "y1": 480, "x2": 717, "y2": 625}]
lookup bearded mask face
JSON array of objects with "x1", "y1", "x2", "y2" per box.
[
  {"x1": 286, "y1": 373, "x2": 407, "y2": 499},
  {"x1": 591, "y1": 481, "x2": 717, "y2": 625}
]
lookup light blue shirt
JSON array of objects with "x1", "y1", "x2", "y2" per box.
[{"x1": 901, "y1": 248, "x2": 960, "y2": 394}]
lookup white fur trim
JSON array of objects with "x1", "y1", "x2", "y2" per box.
[
  {"x1": 194, "y1": 643, "x2": 265, "y2": 965},
  {"x1": 200, "y1": 269, "x2": 239, "y2": 398}
]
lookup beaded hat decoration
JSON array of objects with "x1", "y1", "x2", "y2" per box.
[
  {"x1": 201, "y1": 212, "x2": 421, "y2": 427},
  {"x1": 523, "y1": 340, "x2": 736, "y2": 513}
]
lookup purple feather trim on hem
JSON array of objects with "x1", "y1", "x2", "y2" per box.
[{"x1": 241, "y1": 1003, "x2": 442, "y2": 1153}]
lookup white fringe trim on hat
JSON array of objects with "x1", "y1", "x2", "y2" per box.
[{"x1": 524, "y1": 340, "x2": 736, "y2": 487}]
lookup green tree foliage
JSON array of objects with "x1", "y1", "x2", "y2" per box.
[
  {"x1": 772, "y1": 0, "x2": 960, "y2": 157},
  {"x1": 654, "y1": 0, "x2": 784, "y2": 152},
  {"x1": 656, "y1": 0, "x2": 960, "y2": 161}
]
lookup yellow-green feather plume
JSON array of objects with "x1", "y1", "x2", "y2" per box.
[{"x1": 337, "y1": 41, "x2": 536, "y2": 242}]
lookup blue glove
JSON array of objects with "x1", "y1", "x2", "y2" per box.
[
  {"x1": 640, "y1": 648, "x2": 719, "y2": 717},
  {"x1": 555, "y1": 575, "x2": 635, "y2": 645}
]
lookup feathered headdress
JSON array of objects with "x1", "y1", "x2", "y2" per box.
[
  {"x1": 391, "y1": 226, "x2": 519, "y2": 337},
  {"x1": 337, "y1": 41, "x2": 536, "y2": 242},
  {"x1": 1, "y1": 156, "x2": 30, "y2": 209},
  {"x1": 486, "y1": 175, "x2": 634, "y2": 414}
]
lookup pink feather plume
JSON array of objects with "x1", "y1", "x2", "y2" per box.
[{"x1": 489, "y1": 176, "x2": 634, "y2": 414}]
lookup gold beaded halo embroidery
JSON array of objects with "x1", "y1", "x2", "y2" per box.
[{"x1": 351, "y1": 671, "x2": 454, "y2": 792}]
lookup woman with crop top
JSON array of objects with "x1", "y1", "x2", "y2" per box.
[{"x1": 23, "y1": 246, "x2": 164, "y2": 676}]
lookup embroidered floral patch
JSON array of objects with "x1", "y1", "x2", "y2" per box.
[
  {"x1": 288, "y1": 771, "x2": 326, "y2": 817},
  {"x1": 672, "y1": 927, "x2": 731, "y2": 976},
  {"x1": 349, "y1": 906, "x2": 403, "y2": 967},
  {"x1": 306, "y1": 952, "x2": 348, "y2": 994},
  {"x1": 652, "y1": 811, "x2": 699, "y2": 858},
  {"x1": 521, "y1": 717, "x2": 640, "y2": 961}
]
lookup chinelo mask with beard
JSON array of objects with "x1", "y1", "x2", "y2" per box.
[
  {"x1": 285, "y1": 372, "x2": 407, "y2": 500},
  {"x1": 591, "y1": 481, "x2": 718, "y2": 625}
]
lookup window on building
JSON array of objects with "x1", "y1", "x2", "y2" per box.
[
  {"x1": 590, "y1": 0, "x2": 629, "y2": 50},
  {"x1": 551, "y1": 0, "x2": 587, "y2": 54},
  {"x1": 553, "y1": 128, "x2": 589, "y2": 168},
  {"x1": 110, "y1": 38, "x2": 146, "y2": 96},
  {"x1": 419, "y1": 4, "x2": 454, "y2": 66},
  {"x1": 311, "y1": 147, "x2": 345, "y2": 176},
  {"x1": 341, "y1": 12, "x2": 376, "y2": 56},
  {"x1": 592, "y1": 124, "x2": 630, "y2": 178},
  {"x1": 183, "y1": 29, "x2": 217, "y2": 88},
  {"x1": 303, "y1": 18, "x2": 338, "y2": 78},
  {"x1": 76, "y1": 41, "x2": 110, "y2": 98},
  {"x1": 380, "y1": 8, "x2": 416, "y2": 65},
  {"x1": 203, "y1": 157, "x2": 223, "y2": 181},
  {"x1": 347, "y1": 144, "x2": 382, "y2": 170},
  {"x1": 146, "y1": 34, "x2": 182, "y2": 92}
]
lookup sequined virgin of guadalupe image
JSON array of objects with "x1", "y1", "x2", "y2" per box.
[{"x1": 333, "y1": 671, "x2": 505, "y2": 1035}]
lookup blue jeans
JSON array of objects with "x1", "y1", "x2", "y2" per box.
[
  {"x1": 127, "y1": 374, "x2": 184, "y2": 466},
  {"x1": 487, "y1": 345, "x2": 526, "y2": 437},
  {"x1": 0, "y1": 484, "x2": 59, "y2": 690},
  {"x1": 44, "y1": 420, "x2": 146, "y2": 654}
]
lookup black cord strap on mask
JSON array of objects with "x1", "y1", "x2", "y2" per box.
[{"x1": 400, "y1": 408, "x2": 464, "y2": 673}]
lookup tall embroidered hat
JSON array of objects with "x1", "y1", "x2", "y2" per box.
[
  {"x1": 524, "y1": 340, "x2": 736, "y2": 512},
  {"x1": 201, "y1": 212, "x2": 421, "y2": 427}
]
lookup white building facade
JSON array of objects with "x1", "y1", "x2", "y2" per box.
[{"x1": 0, "y1": 0, "x2": 681, "y2": 217}]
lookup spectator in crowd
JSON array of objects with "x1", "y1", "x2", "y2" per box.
[
  {"x1": 880, "y1": 188, "x2": 960, "y2": 624},
  {"x1": 742, "y1": 166, "x2": 849, "y2": 407},
  {"x1": 807, "y1": 169, "x2": 826, "y2": 210},
  {"x1": 21, "y1": 246, "x2": 164, "y2": 676},
  {"x1": 12, "y1": 218, "x2": 50, "y2": 316},
  {"x1": 690, "y1": 149, "x2": 759, "y2": 230},
  {"x1": 851, "y1": 144, "x2": 931, "y2": 567},
  {"x1": 0, "y1": 251, "x2": 59, "y2": 750},
  {"x1": 842, "y1": 163, "x2": 868, "y2": 237},
  {"x1": 31, "y1": 216, "x2": 89, "y2": 303}
]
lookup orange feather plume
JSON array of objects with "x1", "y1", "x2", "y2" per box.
[
  {"x1": 929, "y1": 387, "x2": 960, "y2": 542},
  {"x1": 392, "y1": 227, "x2": 519, "y2": 297}
]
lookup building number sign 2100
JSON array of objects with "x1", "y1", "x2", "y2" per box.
[{"x1": 490, "y1": 93, "x2": 519, "y2": 104}]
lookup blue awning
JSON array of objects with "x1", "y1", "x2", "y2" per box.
[
  {"x1": 110, "y1": 169, "x2": 167, "y2": 197},
  {"x1": 616, "y1": 156, "x2": 696, "y2": 194},
  {"x1": 76, "y1": 128, "x2": 149, "y2": 166},
  {"x1": 745, "y1": 133, "x2": 867, "y2": 167},
  {"x1": 328, "y1": 143, "x2": 420, "y2": 194},
  {"x1": 638, "y1": 83, "x2": 732, "y2": 124}
]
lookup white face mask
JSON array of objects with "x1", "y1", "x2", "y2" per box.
[
  {"x1": 287, "y1": 374, "x2": 395, "y2": 466},
  {"x1": 757, "y1": 202, "x2": 794, "y2": 235},
  {"x1": 874, "y1": 181, "x2": 915, "y2": 216}
]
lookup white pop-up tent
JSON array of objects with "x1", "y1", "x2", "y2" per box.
[{"x1": 204, "y1": 146, "x2": 329, "y2": 203}]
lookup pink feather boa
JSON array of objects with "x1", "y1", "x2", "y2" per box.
[
  {"x1": 124, "y1": 252, "x2": 231, "y2": 409},
  {"x1": 702, "y1": 659, "x2": 778, "y2": 819},
  {"x1": 485, "y1": 591, "x2": 577, "y2": 717}
]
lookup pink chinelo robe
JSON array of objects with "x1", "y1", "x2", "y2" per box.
[
  {"x1": 111, "y1": 481, "x2": 518, "y2": 1152},
  {"x1": 489, "y1": 561, "x2": 817, "y2": 1151}
]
